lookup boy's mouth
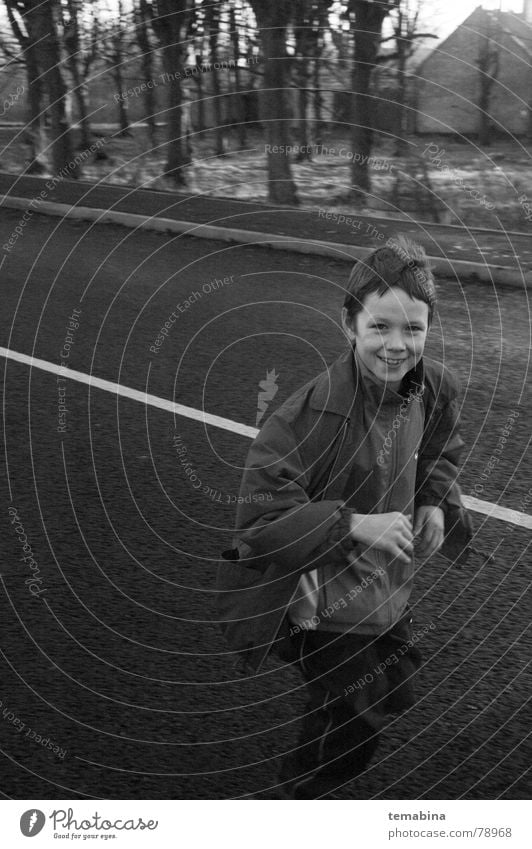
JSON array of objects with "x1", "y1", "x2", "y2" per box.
[{"x1": 377, "y1": 356, "x2": 407, "y2": 367}]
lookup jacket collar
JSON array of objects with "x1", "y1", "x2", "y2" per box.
[{"x1": 309, "y1": 347, "x2": 425, "y2": 416}]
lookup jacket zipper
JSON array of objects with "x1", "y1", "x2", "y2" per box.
[
  {"x1": 379, "y1": 404, "x2": 399, "y2": 630},
  {"x1": 381, "y1": 404, "x2": 403, "y2": 630}
]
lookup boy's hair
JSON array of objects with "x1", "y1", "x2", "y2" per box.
[{"x1": 343, "y1": 235, "x2": 437, "y2": 326}]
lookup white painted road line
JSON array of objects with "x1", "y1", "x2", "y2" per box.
[
  {"x1": 0, "y1": 346, "x2": 257, "y2": 440},
  {"x1": 2, "y1": 345, "x2": 531, "y2": 529},
  {"x1": 461, "y1": 495, "x2": 532, "y2": 529}
]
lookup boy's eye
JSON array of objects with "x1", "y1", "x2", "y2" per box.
[
  {"x1": 408, "y1": 325, "x2": 423, "y2": 332},
  {"x1": 372, "y1": 323, "x2": 387, "y2": 330}
]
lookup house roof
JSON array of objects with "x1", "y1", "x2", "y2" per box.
[
  {"x1": 495, "y1": 9, "x2": 532, "y2": 58},
  {"x1": 413, "y1": 5, "x2": 532, "y2": 72}
]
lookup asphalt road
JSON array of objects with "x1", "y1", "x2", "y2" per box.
[{"x1": 0, "y1": 209, "x2": 530, "y2": 799}]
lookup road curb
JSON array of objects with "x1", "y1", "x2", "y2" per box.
[{"x1": 1, "y1": 194, "x2": 531, "y2": 289}]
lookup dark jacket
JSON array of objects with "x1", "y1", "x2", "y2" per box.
[{"x1": 216, "y1": 348, "x2": 470, "y2": 673}]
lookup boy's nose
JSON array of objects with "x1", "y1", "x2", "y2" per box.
[{"x1": 386, "y1": 332, "x2": 406, "y2": 351}]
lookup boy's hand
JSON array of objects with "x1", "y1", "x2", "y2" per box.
[
  {"x1": 414, "y1": 506, "x2": 445, "y2": 559},
  {"x1": 349, "y1": 512, "x2": 413, "y2": 564}
]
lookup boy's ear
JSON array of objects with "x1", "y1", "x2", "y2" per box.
[{"x1": 341, "y1": 307, "x2": 356, "y2": 344}]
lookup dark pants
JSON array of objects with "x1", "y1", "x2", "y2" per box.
[{"x1": 278, "y1": 617, "x2": 422, "y2": 799}]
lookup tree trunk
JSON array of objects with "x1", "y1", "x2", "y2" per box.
[
  {"x1": 313, "y1": 0, "x2": 332, "y2": 138},
  {"x1": 5, "y1": 0, "x2": 50, "y2": 171},
  {"x1": 152, "y1": 1, "x2": 191, "y2": 185},
  {"x1": 135, "y1": 0, "x2": 157, "y2": 144},
  {"x1": 193, "y1": 54, "x2": 206, "y2": 132},
  {"x1": 477, "y1": 11, "x2": 500, "y2": 146},
  {"x1": 295, "y1": 14, "x2": 312, "y2": 162},
  {"x1": 349, "y1": 1, "x2": 391, "y2": 203},
  {"x1": 67, "y1": 56, "x2": 91, "y2": 150},
  {"x1": 117, "y1": 89, "x2": 130, "y2": 136},
  {"x1": 63, "y1": 0, "x2": 91, "y2": 150},
  {"x1": 313, "y1": 48, "x2": 323, "y2": 137},
  {"x1": 163, "y1": 48, "x2": 187, "y2": 180},
  {"x1": 142, "y1": 54, "x2": 157, "y2": 144},
  {"x1": 296, "y1": 75, "x2": 311, "y2": 161},
  {"x1": 27, "y1": 0, "x2": 79, "y2": 177},
  {"x1": 72, "y1": 82, "x2": 91, "y2": 149},
  {"x1": 250, "y1": 0, "x2": 298, "y2": 205},
  {"x1": 478, "y1": 88, "x2": 492, "y2": 146},
  {"x1": 113, "y1": 0, "x2": 131, "y2": 136},
  {"x1": 229, "y1": 4, "x2": 246, "y2": 149},
  {"x1": 209, "y1": 61, "x2": 225, "y2": 157},
  {"x1": 111, "y1": 65, "x2": 130, "y2": 135},
  {"x1": 527, "y1": 74, "x2": 532, "y2": 142},
  {"x1": 205, "y1": 2, "x2": 225, "y2": 156},
  {"x1": 395, "y1": 38, "x2": 408, "y2": 157},
  {"x1": 25, "y1": 45, "x2": 47, "y2": 172}
]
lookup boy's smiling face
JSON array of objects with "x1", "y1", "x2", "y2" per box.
[{"x1": 342, "y1": 287, "x2": 430, "y2": 390}]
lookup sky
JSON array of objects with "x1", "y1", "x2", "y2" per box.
[
  {"x1": 421, "y1": 0, "x2": 526, "y2": 40},
  {"x1": 328, "y1": 1, "x2": 529, "y2": 48}
]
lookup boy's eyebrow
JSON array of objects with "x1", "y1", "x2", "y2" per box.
[{"x1": 369, "y1": 314, "x2": 427, "y2": 324}]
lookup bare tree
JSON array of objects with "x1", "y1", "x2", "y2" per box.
[
  {"x1": 100, "y1": 0, "x2": 133, "y2": 135},
  {"x1": 292, "y1": 0, "x2": 313, "y2": 162},
  {"x1": 311, "y1": 0, "x2": 332, "y2": 137},
  {"x1": 4, "y1": 0, "x2": 46, "y2": 171},
  {"x1": 381, "y1": 0, "x2": 437, "y2": 156},
  {"x1": 228, "y1": 0, "x2": 247, "y2": 149},
  {"x1": 477, "y1": 8, "x2": 502, "y2": 146},
  {"x1": 203, "y1": 0, "x2": 225, "y2": 156},
  {"x1": 292, "y1": 0, "x2": 334, "y2": 160},
  {"x1": 60, "y1": 0, "x2": 100, "y2": 150},
  {"x1": 186, "y1": 0, "x2": 206, "y2": 134},
  {"x1": 348, "y1": 0, "x2": 398, "y2": 203},
  {"x1": 29, "y1": 0, "x2": 79, "y2": 176},
  {"x1": 6, "y1": 0, "x2": 79, "y2": 176},
  {"x1": 151, "y1": 0, "x2": 193, "y2": 185},
  {"x1": 527, "y1": 68, "x2": 532, "y2": 142},
  {"x1": 133, "y1": 0, "x2": 158, "y2": 144},
  {"x1": 249, "y1": 0, "x2": 298, "y2": 205}
]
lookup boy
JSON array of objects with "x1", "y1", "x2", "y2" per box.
[{"x1": 217, "y1": 236, "x2": 470, "y2": 799}]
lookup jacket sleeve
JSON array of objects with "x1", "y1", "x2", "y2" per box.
[
  {"x1": 235, "y1": 412, "x2": 356, "y2": 574},
  {"x1": 415, "y1": 380, "x2": 464, "y2": 513}
]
